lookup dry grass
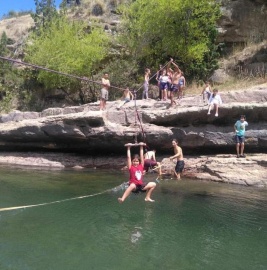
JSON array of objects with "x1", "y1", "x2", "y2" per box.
[
  {"x1": 185, "y1": 77, "x2": 267, "y2": 96},
  {"x1": 0, "y1": 15, "x2": 34, "y2": 42}
]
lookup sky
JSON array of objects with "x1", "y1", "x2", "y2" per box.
[{"x1": 0, "y1": 0, "x2": 62, "y2": 19}]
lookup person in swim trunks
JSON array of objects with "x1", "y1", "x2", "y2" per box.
[
  {"x1": 177, "y1": 72, "x2": 186, "y2": 100},
  {"x1": 234, "y1": 115, "x2": 248, "y2": 158},
  {"x1": 118, "y1": 143, "x2": 156, "y2": 203},
  {"x1": 159, "y1": 69, "x2": 169, "y2": 100},
  {"x1": 100, "y1": 72, "x2": 110, "y2": 111},
  {"x1": 170, "y1": 139, "x2": 184, "y2": 180},
  {"x1": 167, "y1": 59, "x2": 182, "y2": 106},
  {"x1": 144, "y1": 149, "x2": 162, "y2": 175}
]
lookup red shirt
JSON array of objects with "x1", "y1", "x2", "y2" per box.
[{"x1": 129, "y1": 164, "x2": 144, "y2": 185}]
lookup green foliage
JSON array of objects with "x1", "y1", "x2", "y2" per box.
[
  {"x1": 99, "y1": 57, "x2": 140, "y2": 100},
  {"x1": 32, "y1": 0, "x2": 58, "y2": 30},
  {"x1": 120, "y1": 0, "x2": 221, "y2": 80},
  {"x1": 25, "y1": 16, "x2": 110, "y2": 100}
]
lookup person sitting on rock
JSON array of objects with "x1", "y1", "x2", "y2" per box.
[
  {"x1": 117, "y1": 87, "x2": 133, "y2": 110},
  {"x1": 207, "y1": 88, "x2": 222, "y2": 117}
]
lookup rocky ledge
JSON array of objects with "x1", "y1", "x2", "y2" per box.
[
  {"x1": 0, "y1": 83, "x2": 267, "y2": 154},
  {"x1": 0, "y1": 152, "x2": 266, "y2": 187}
]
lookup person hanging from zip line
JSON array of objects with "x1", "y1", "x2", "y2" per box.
[
  {"x1": 167, "y1": 58, "x2": 181, "y2": 107},
  {"x1": 99, "y1": 72, "x2": 110, "y2": 111},
  {"x1": 144, "y1": 148, "x2": 162, "y2": 175},
  {"x1": 118, "y1": 143, "x2": 157, "y2": 203}
]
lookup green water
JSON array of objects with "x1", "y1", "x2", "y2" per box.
[{"x1": 0, "y1": 166, "x2": 266, "y2": 270}]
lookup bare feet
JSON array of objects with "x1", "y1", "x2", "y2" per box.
[
  {"x1": 145, "y1": 198, "x2": 155, "y2": 202},
  {"x1": 118, "y1": 198, "x2": 124, "y2": 203}
]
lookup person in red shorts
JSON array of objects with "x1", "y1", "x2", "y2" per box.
[{"x1": 144, "y1": 149, "x2": 162, "y2": 175}]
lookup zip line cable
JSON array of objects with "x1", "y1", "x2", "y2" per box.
[
  {"x1": 0, "y1": 182, "x2": 130, "y2": 212},
  {"x1": 0, "y1": 55, "x2": 127, "y2": 92},
  {"x1": 0, "y1": 55, "x2": 175, "y2": 147}
]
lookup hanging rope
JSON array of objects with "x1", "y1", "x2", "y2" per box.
[{"x1": 131, "y1": 60, "x2": 172, "y2": 144}]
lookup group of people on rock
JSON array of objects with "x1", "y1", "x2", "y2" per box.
[
  {"x1": 98, "y1": 61, "x2": 223, "y2": 117},
  {"x1": 143, "y1": 59, "x2": 186, "y2": 107}
]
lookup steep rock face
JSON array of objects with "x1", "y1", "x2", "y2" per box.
[
  {"x1": 0, "y1": 84, "x2": 266, "y2": 155},
  {"x1": 218, "y1": 0, "x2": 267, "y2": 45}
]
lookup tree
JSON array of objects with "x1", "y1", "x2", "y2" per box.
[
  {"x1": 120, "y1": 0, "x2": 221, "y2": 80},
  {"x1": 25, "y1": 16, "x2": 110, "y2": 102},
  {"x1": 32, "y1": 0, "x2": 58, "y2": 30}
]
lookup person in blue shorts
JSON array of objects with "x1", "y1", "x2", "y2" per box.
[{"x1": 234, "y1": 115, "x2": 248, "y2": 158}]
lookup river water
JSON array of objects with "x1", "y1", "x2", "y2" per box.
[{"x1": 0, "y1": 166, "x2": 266, "y2": 270}]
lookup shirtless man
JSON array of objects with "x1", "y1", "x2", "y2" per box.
[
  {"x1": 100, "y1": 73, "x2": 110, "y2": 110},
  {"x1": 170, "y1": 139, "x2": 184, "y2": 180},
  {"x1": 167, "y1": 59, "x2": 181, "y2": 106}
]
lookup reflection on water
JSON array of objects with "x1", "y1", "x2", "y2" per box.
[{"x1": 0, "y1": 166, "x2": 266, "y2": 270}]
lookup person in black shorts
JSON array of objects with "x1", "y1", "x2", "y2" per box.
[{"x1": 170, "y1": 139, "x2": 184, "y2": 180}]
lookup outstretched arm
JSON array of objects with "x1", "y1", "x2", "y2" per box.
[
  {"x1": 127, "y1": 146, "x2": 132, "y2": 168},
  {"x1": 140, "y1": 144, "x2": 145, "y2": 166},
  {"x1": 171, "y1": 61, "x2": 180, "y2": 72}
]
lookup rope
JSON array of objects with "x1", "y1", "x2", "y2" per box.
[
  {"x1": 131, "y1": 60, "x2": 172, "y2": 144},
  {"x1": 0, "y1": 183, "x2": 129, "y2": 212},
  {"x1": 0, "y1": 55, "x2": 126, "y2": 92}
]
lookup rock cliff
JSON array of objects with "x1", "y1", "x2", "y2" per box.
[{"x1": 0, "y1": 84, "x2": 266, "y2": 155}]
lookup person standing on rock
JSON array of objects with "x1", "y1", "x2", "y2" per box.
[
  {"x1": 100, "y1": 72, "x2": 110, "y2": 111},
  {"x1": 142, "y1": 68, "x2": 151, "y2": 100},
  {"x1": 170, "y1": 139, "x2": 184, "y2": 180},
  {"x1": 156, "y1": 65, "x2": 163, "y2": 100},
  {"x1": 167, "y1": 59, "x2": 181, "y2": 107},
  {"x1": 177, "y1": 72, "x2": 186, "y2": 101},
  {"x1": 234, "y1": 115, "x2": 248, "y2": 158},
  {"x1": 118, "y1": 143, "x2": 157, "y2": 203},
  {"x1": 201, "y1": 81, "x2": 212, "y2": 104}
]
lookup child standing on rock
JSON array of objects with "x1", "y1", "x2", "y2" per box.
[{"x1": 234, "y1": 115, "x2": 248, "y2": 158}]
